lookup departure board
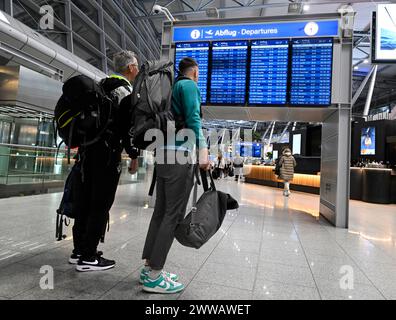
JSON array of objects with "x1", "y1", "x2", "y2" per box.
[
  {"x1": 210, "y1": 41, "x2": 248, "y2": 104},
  {"x1": 290, "y1": 38, "x2": 333, "y2": 105},
  {"x1": 175, "y1": 42, "x2": 209, "y2": 104},
  {"x1": 249, "y1": 39, "x2": 289, "y2": 105}
]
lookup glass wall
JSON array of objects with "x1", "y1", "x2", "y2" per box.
[
  {"x1": 0, "y1": 108, "x2": 140, "y2": 191},
  {"x1": 1, "y1": 0, "x2": 160, "y2": 74}
]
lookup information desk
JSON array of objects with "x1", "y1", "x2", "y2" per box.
[
  {"x1": 244, "y1": 165, "x2": 321, "y2": 194},
  {"x1": 245, "y1": 166, "x2": 396, "y2": 204},
  {"x1": 350, "y1": 168, "x2": 396, "y2": 204}
]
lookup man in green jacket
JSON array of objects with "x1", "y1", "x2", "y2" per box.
[{"x1": 141, "y1": 57, "x2": 209, "y2": 294}]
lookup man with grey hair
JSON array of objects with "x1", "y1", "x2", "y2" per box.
[
  {"x1": 109, "y1": 51, "x2": 140, "y2": 174},
  {"x1": 110, "y1": 51, "x2": 139, "y2": 104},
  {"x1": 72, "y1": 51, "x2": 140, "y2": 272}
]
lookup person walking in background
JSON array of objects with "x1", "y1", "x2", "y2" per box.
[
  {"x1": 279, "y1": 147, "x2": 296, "y2": 197},
  {"x1": 215, "y1": 152, "x2": 226, "y2": 179},
  {"x1": 233, "y1": 153, "x2": 244, "y2": 181}
]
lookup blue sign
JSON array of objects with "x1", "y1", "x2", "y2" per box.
[
  {"x1": 290, "y1": 38, "x2": 333, "y2": 105},
  {"x1": 249, "y1": 39, "x2": 289, "y2": 105},
  {"x1": 210, "y1": 41, "x2": 248, "y2": 104},
  {"x1": 175, "y1": 42, "x2": 209, "y2": 103},
  {"x1": 173, "y1": 20, "x2": 339, "y2": 42}
]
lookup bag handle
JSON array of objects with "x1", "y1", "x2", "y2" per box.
[
  {"x1": 208, "y1": 170, "x2": 216, "y2": 191},
  {"x1": 190, "y1": 164, "x2": 202, "y2": 226}
]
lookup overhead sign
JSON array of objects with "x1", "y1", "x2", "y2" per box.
[{"x1": 173, "y1": 20, "x2": 339, "y2": 42}]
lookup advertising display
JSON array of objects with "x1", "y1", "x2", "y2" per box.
[
  {"x1": 238, "y1": 142, "x2": 251, "y2": 157},
  {"x1": 237, "y1": 142, "x2": 262, "y2": 157},
  {"x1": 361, "y1": 127, "x2": 376, "y2": 155},
  {"x1": 372, "y1": 4, "x2": 396, "y2": 63},
  {"x1": 252, "y1": 143, "x2": 262, "y2": 158},
  {"x1": 293, "y1": 133, "x2": 302, "y2": 155}
]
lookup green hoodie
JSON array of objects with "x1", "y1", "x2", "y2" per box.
[{"x1": 171, "y1": 78, "x2": 207, "y2": 150}]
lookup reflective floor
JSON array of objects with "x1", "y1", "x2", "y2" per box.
[{"x1": 0, "y1": 178, "x2": 395, "y2": 300}]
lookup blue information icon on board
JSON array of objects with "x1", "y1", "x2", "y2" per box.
[{"x1": 173, "y1": 20, "x2": 339, "y2": 42}]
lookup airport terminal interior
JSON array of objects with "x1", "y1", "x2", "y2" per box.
[{"x1": 0, "y1": 0, "x2": 396, "y2": 300}]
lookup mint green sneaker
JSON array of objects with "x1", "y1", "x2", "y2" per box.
[
  {"x1": 139, "y1": 268, "x2": 179, "y2": 284},
  {"x1": 143, "y1": 274, "x2": 184, "y2": 294}
]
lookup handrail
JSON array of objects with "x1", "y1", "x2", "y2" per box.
[{"x1": 0, "y1": 143, "x2": 69, "y2": 152}]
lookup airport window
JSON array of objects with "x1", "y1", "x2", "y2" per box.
[
  {"x1": 126, "y1": 39, "x2": 138, "y2": 57},
  {"x1": 73, "y1": 39, "x2": 103, "y2": 70},
  {"x1": 71, "y1": 0, "x2": 99, "y2": 25},
  {"x1": 125, "y1": 24, "x2": 137, "y2": 46},
  {"x1": 102, "y1": 1, "x2": 120, "y2": 25},
  {"x1": 12, "y1": 1, "x2": 42, "y2": 30},
  {"x1": 105, "y1": 39, "x2": 120, "y2": 61},
  {"x1": 71, "y1": 15, "x2": 101, "y2": 48},
  {"x1": 46, "y1": 30, "x2": 67, "y2": 49},
  {"x1": 107, "y1": 59, "x2": 115, "y2": 74},
  {"x1": 104, "y1": 17, "x2": 122, "y2": 46},
  {"x1": 52, "y1": 2, "x2": 66, "y2": 24}
]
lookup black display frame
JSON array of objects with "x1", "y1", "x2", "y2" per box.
[{"x1": 173, "y1": 37, "x2": 335, "y2": 107}]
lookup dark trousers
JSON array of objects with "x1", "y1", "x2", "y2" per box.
[
  {"x1": 72, "y1": 142, "x2": 121, "y2": 258},
  {"x1": 142, "y1": 161, "x2": 194, "y2": 270}
]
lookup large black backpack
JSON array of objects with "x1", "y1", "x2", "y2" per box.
[
  {"x1": 54, "y1": 75, "x2": 117, "y2": 161},
  {"x1": 129, "y1": 60, "x2": 175, "y2": 150}
]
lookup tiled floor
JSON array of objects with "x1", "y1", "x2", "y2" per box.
[{"x1": 0, "y1": 177, "x2": 395, "y2": 300}]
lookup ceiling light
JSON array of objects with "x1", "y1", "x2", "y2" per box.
[
  {"x1": 354, "y1": 66, "x2": 359, "y2": 70},
  {"x1": 303, "y1": 4, "x2": 310, "y2": 11},
  {"x1": 364, "y1": 59, "x2": 369, "y2": 63}
]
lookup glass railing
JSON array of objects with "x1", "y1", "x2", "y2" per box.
[{"x1": 0, "y1": 143, "x2": 143, "y2": 186}]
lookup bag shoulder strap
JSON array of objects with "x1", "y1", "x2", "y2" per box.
[{"x1": 148, "y1": 166, "x2": 157, "y2": 196}]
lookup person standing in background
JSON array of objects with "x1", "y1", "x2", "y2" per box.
[
  {"x1": 233, "y1": 153, "x2": 244, "y2": 181},
  {"x1": 215, "y1": 152, "x2": 226, "y2": 179},
  {"x1": 279, "y1": 147, "x2": 296, "y2": 197}
]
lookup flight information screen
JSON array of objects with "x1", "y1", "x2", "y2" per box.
[
  {"x1": 290, "y1": 38, "x2": 333, "y2": 105},
  {"x1": 209, "y1": 41, "x2": 248, "y2": 104},
  {"x1": 175, "y1": 42, "x2": 209, "y2": 104},
  {"x1": 249, "y1": 39, "x2": 289, "y2": 105}
]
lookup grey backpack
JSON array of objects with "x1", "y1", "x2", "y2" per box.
[{"x1": 129, "y1": 60, "x2": 176, "y2": 150}]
